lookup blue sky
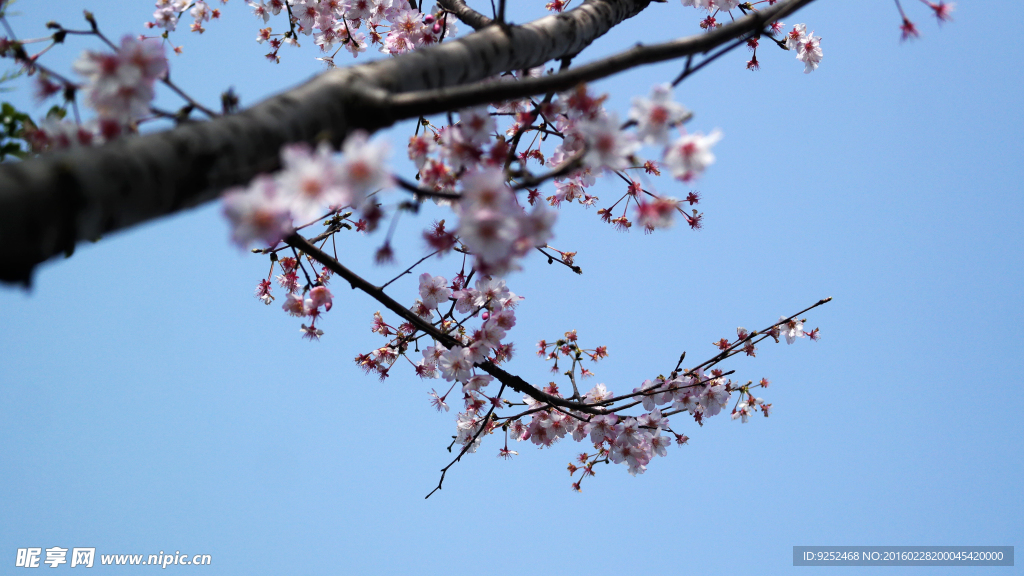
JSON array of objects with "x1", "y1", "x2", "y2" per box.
[{"x1": 1, "y1": 0, "x2": 1021, "y2": 574}]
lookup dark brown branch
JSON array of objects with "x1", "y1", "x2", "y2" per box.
[
  {"x1": 380, "y1": 248, "x2": 441, "y2": 289},
  {"x1": 426, "y1": 382, "x2": 506, "y2": 499},
  {"x1": 684, "y1": 296, "x2": 832, "y2": 375},
  {"x1": 394, "y1": 174, "x2": 462, "y2": 200},
  {"x1": 537, "y1": 246, "x2": 583, "y2": 274},
  {"x1": 511, "y1": 151, "x2": 584, "y2": 191},
  {"x1": 286, "y1": 233, "x2": 611, "y2": 415}
]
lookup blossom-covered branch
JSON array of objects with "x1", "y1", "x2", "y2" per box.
[
  {"x1": 0, "y1": 0, "x2": 826, "y2": 285},
  {"x1": 383, "y1": 0, "x2": 817, "y2": 117},
  {"x1": 0, "y1": 0, "x2": 657, "y2": 284},
  {"x1": 285, "y1": 232, "x2": 611, "y2": 415}
]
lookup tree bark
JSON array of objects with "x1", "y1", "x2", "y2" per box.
[{"x1": 0, "y1": 0, "x2": 651, "y2": 285}]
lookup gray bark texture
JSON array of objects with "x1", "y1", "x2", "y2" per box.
[{"x1": 0, "y1": 0, "x2": 651, "y2": 285}]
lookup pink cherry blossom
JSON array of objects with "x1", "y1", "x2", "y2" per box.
[
  {"x1": 282, "y1": 292, "x2": 306, "y2": 317},
  {"x1": 300, "y1": 323, "x2": 324, "y2": 340},
  {"x1": 577, "y1": 113, "x2": 638, "y2": 172},
  {"x1": 583, "y1": 383, "x2": 613, "y2": 403},
  {"x1": 780, "y1": 317, "x2": 805, "y2": 344},
  {"x1": 309, "y1": 286, "x2": 333, "y2": 310},
  {"x1": 336, "y1": 130, "x2": 391, "y2": 201},
  {"x1": 438, "y1": 346, "x2": 474, "y2": 382},
  {"x1": 797, "y1": 32, "x2": 823, "y2": 73},
  {"x1": 663, "y1": 130, "x2": 722, "y2": 182},
  {"x1": 407, "y1": 134, "x2": 434, "y2": 169},
  {"x1": 699, "y1": 380, "x2": 730, "y2": 417},
  {"x1": 785, "y1": 24, "x2": 808, "y2": 51},
  {"x1": 277, "y1": 142, "x2": 348, "y2": 222},
  {"x1": 635, "y1": 196, "x2": 680, "y2": 230},
  {"x1": 428, "y1": 388, "x2": 449, "y2": 411},
  {"x1": 462, "y1": 374, "x2": 493, "y2": 393},
  {"x1": 629, "y1": 83, "x2": 689, "y2": 145},
  {"x1": 924, "y1": 1, "x2": 955, "y2": 24},
  {"x1": 223, "y1": 175, "x2": 293, "y2": 248},
  {"x1": 72, "y1": 35, "x2": 167, "y2": 122},
  {"x1": 254, "y1": 279, "x2": 274, "y2": 305},
  {"x1": 417, "y1": 273, "x2": 451, "y2": 309},
  {"x1": 248, "y1": 0, "x2": 271, "y2": 23},
  {"x1": 458, "y1": 107, "x2": 496, "y2": 146}
]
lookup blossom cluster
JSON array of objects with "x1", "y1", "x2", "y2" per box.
[
  {"x1": 456, "y1": 167, "x2": 556, "y2": 276},
  {"x1": 505, "y1": 331, "x2": 737, "y2": 480},
  {"x1": 22, "y1": 35, "x2": 167, "y2": 150},
  {"x1": 358, "y1": 273, "x2": 521, "y2": 386},
  {"x1": 408, "y1": 104, "x2": 563, "y2": 275},
  {"x1": 409, "y1": 82, "x2": 714, "y2": 246},
  {"x1": 244, "y1": 0, "x2": 457, "y2": 63},
  {"x1": 252, "y1": 255, "x2": 337, "y2": 339},
  {"x1": 72, "y1": 36, "x2": 168, "y2": 123},
  {"x1": 148, "y1": 0, "x2": 225, "y2": 34},
  {"x1": 675, "y1": 0, "x2": 826, "y2": 74},
  {"x1": 425, "y1": 304, "x2": 819, "y2": 489},
  {"x1": 511, "y1": 315, "x2": 819, "y2": 487},
  {"x1": 784, "y1": 23, "x2": 823, "y2": 73},
  {"x1": 355, "y1": 299, "x2": 814, "y2": 486},
  {"x1": 233, "y1": 81, "x2": 723, "y2": 345},
  {"x1": 223, "y1": 130, "x2": 391, "y2": 248}
]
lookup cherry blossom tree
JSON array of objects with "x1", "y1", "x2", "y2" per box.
[{"x1": 0, "y1": 0, "x2": 952, "y2": 495}]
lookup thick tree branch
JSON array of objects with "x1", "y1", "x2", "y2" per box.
[
  {"x1": 0, "y1": 0, "x2": 654, "y2": 285},
  {"x1": 385, "y1": 0, "x2": 815, "y2": 116},
  {"x1": 437, "y1": 0, "x2": 492, "y2": 30}
]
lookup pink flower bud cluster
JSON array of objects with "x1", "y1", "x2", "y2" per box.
[{"x1": 252, "y1": 256, "x2": 335, "y2": 339}]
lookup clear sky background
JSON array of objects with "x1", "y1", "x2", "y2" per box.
[{"x1": 1, "y1": 0, "x2": 1021, "y2": 574}]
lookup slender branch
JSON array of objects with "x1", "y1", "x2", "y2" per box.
[
  {"x1": 381, "y1": 249, "x2": 441, "y2": 289},
  {"x1": 426, "y1": 383, "x2": 506, "y2": 498},
  {"x1": 671, "y1": 34, "x2": 750, "y2": 86},
  {"x1": 511, "y1": 151, "x2": 584, "y2": 191},
  {"x1": 394, "y1": 174, "x2": 462, "y2": 200},
  {"x1": 685, "y1": 296, "x2": 832, "y2": 375},
  {"x1": 286, "y1": 233, "x2": 611, "y2": 415},
  {"x1": 497, "y1": 0, "x2": 507, "y2": 24},
  {"x1": 537, "y1": 246, "x2": 582, "y2": 274}
]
